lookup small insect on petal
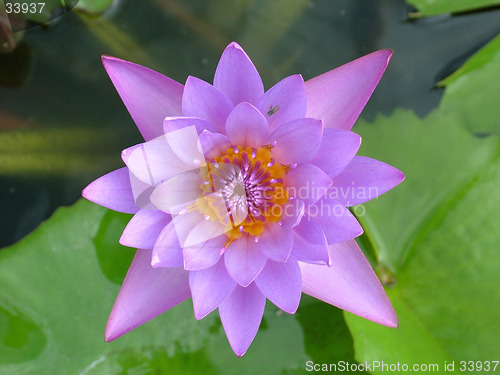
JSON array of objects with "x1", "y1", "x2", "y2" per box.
[{"x1": 267, "y1": 105, "x2": 279, "y2": 116}]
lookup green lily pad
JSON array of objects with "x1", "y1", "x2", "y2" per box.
[
  {"x1": 440, "y1": 34, "x2": 500, "y2": 135},
  {"x1": 353, "y1": 109, "x2": 498, "y2": 271},
  {"x1": 0, "y1": 199, "x2": 312, "y2": 374},
  {"x1": 296, "y1": 296, "x2": 368, "y2": 374},
  {"x1": 406, "y1": 0, "x2": 500, "y2": 17},
  {"x1": 346, "y1": 108, "x2": 500, "y2": 370}
]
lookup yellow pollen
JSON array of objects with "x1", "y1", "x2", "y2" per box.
[{"x1": 197, "y1": 145, "x2": 289, "y2": 247}]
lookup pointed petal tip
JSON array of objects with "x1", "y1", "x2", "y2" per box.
[
  {"x1": 101, "y1": 55, "x2": 132, "y2": 71},
  {"x1": 375, "y1": 307, "x2": 399, "y2": 328},
  {"x1": 81, "y1": 185, "x2": 90, "y2": 200},
  {"x1": 104, "y1": 321, "x2": 121, "y2": 342},
  {"x1": 387, "y1": 317, "x2": 399, "y2": 328},
  {"x1": 398, "y1": 169, "x2": 406, "y2": 183},
  {"x1": 363, "y1": 49, "x2": 394, "y2": 72},
  {"x1": 371, "y1": 49, "x2": 393, "y2": 65},
  {"x1": 355, "y1": 226, "x2": 364, "y2": 239},
  {"x1": 347, "y1": 306, "x2": 399, "y2": 329},
  {"x1": 101, "y1": 54, "x2": 117, "y2": 63},
  {"x1": 118, "y1": 233, "x2": 128, "y2": 247},
  {"x1": 193, "y1": 311, "x2": 207, "y2": 320},
  {"x1": 81, "y1": 168, "x2": 139, "y2": 214},
  {"x1": 305, "y1": 49, "x2": 394, "y2": 131},
  {"x1": 104, "y1": 333, "x2": 115, "y2": 343},
  {"x1": 227, "y1": 41, "x2": 243, "y2": 50},
  {"x1": 380, "y1": 48, "x2": 394, "y2": 58},
  {"x1": 234, "y1": 349, "x2": 247, "y2": 357}
]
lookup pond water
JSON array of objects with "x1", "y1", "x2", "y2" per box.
[{"x1": 1, "y1": 0, "x2": 499, "y2": 248}]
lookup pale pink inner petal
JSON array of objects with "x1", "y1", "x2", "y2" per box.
[
  {"x1": 219, "y1": 283, "x2": 266, "y2": 357},
  {"x1": 164, "y1": 116, "x2": 217, "y2": 134},
  {"x1": 281, "y1": 198, "x2": 305, "y2": 228},
  {"x1": 310, "y1": 129, "x2": 361, "y2": 179},
  {"x1": 256, "y1": 74, "x2": 307, "y2": 131},
  {"x1": 183, "y1": 215, "x2": 228, "y2": 249},
  {"x1": 183, "y1": 234, "x2": 225, "y2": 271},
  {"x1": 284, "y1": 164, "x2": 333, "y2": 205},
  {"x1": 257, "y1": 222, "x2": 293, "y2": 262},
  {"x1": 105, "y1": 249, "x2": 190, "y2": 342},
  {"x1": 164, "y1": 125, "x2": 206, "y2": 168},
  {"x1": 151, "y1": 221, "x2": 184, "y2": 268},
  {"x1": 254, "y1": 258, "x2": 302, "y2": 314},
  {"x1": 224, "y1": 234, "x2": 268, "y2": 287},
  {"x1": 308, "y1": 196, "x2": 363, "y2": 244},
  {"x1": 300, "y1": 239, "x2": 398, "y2": 328},
  {"x1": 214, "y1": 42, "x2": 264, "y2": 106},
  {"x1": 290, "y1": 217, "x2": 330, "y2": 265},
  {"x1": 266, "y1": 118, "x2": 323, "y2": 165},
  {"x1": 189, "y1": 259, "x2": 237, "y2": 319},
  {"x1": 150, "y1": 172, "x2": 203, "y2": 214},
  {"x1": 225, "y1": 102, "x2": 269, "y2": 148},
  {"x1": 182, "y1": 76, "x2": 234, "y2": 133},
  {"x1": 128, "y1": 171, "x2": 156, "y2": 210},
  {"x1": 199, "y1": 131, "x2": 232, "y2": 160},
  {"x1": 122, "y1": 137, "x2": 192, "y2": 186},
  {"x1": 120, "y1": 209, "x2": 171, "y2": 249}
]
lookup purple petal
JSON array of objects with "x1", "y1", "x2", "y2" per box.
[
  {"x1": 182, "y1": 76, "x2": 234, "y2": 133},
  {"x1": 256, "y1": 74, "x2": 307, "y2": 131},
  {"x1": 300, "y1": 239, "x2": 398, "y2": 328},
  {"x1": 309, "y1": 196, "x2": 363, "y2": 244},
  {"x1": 164, "y1": 116, "x2": 217, "y2": 134},
  {"x1": 122, "y1": 138, "x2": 190, "y2": 186},
  {"x1": 224, "y1": 234, "x2": 268, "y2": 287},
  {"x1": 257, "y1": 222, "x2": 293, "y2": 262},
  {"x1": 102, "y1": 56, "x2": 183, "y2": 141},
  {"x1": 214, "y1": 42, "x2": 264, "y2": 106},
  {"x1": 225, "y1": 102, "x2": 269, "y2": 148},
  {"x1": 281, "y1": 199, "x2": 305, "y2": 228},
  {"x1": 219, "y1": 283, "x2": 266, "y2": 357},
  {"x1": 267, "y1": 118, "x2": 323, "y2": 164},
  {"x1": 330, "y1": 156, "x2": 405, "y2": 206},
  {"x1": 305, "y1": 50, "x2": 392, "y2": 131},
  {"x1": 189, "y1": 259, "x2": 237, "y2": 319},
  {"x1": 290, "y1": 217, "x2": 330, "y2": 265},
  {"x1": 254, "y1": 259, "x2": 302, "y2": 314},
  {"x1": 120, "y1": 209, "x2": 171, "y2": 249},
  {"x1": 199, "y1": 131, "x2": 232, "y2": 160},
  {"x1": 151, "y1": 221, "x2": 184, "y2": 268},
  {"x1": 105, "y1": 249, "x2": 190, "y2": 341},
  {"x1": 310, "y1": 129, "x2": 361, "y2": 179},
  {"x1": 150, "y1": 172, "x2": 203, "y2": 214},
  {"x1": 183, "y1": 234, "x2": 225, "y2": 271},
  {"x1": 82, "y1": 167, "x2": 138, "y2": 214},
  {"x1": 284, "y1": 164, "x2": 332, "y2": 205}
]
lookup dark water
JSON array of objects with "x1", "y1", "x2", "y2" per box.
[{"x1": 1, "y1": 0, "x2": 499, "y2": 248}]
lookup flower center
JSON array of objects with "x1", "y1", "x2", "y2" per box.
[{"x1": 200, "y1": 146, "x2": 289, "y2": 249}]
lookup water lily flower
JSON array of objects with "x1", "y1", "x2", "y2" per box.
[{"x1": 82, "y1": 42, "x2": 404, "y2": 356}]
